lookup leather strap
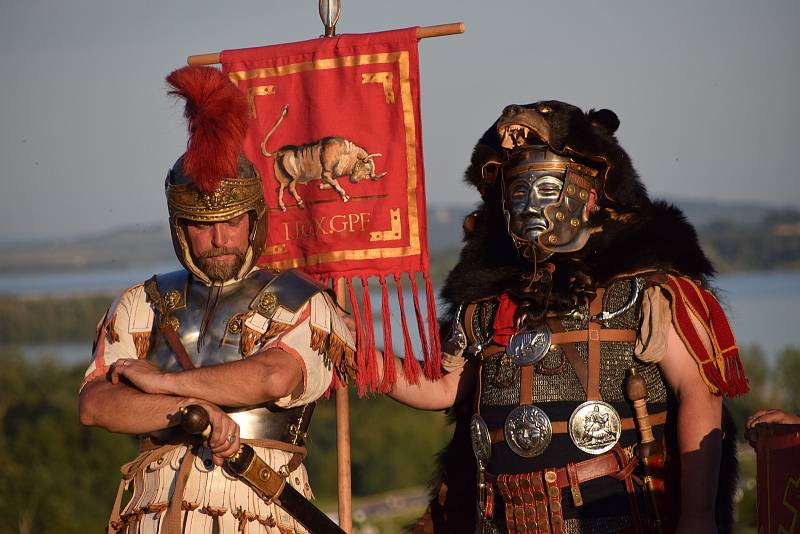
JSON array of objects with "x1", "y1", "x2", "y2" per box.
[
  {"x1": 531, "y1": 472, "x2": 549, "y2": 534},
  {"x1": 544, "y1": 469, "x2": 564, "y2": 533},
  {"x1": 550, "y1": 329, "x2": 636, "y2": 344},
  {"x1": 143, "y1": 274, "x2": 196, "y2": 371},
  {"x1": 492, "y1": 446, "x2": 634, "y2": 493},
  {"x1": 488, "y1": 410, "x2": 668, "y2": 444},
  {"x1": 160, "y1": 324, "x2": 196, "y2": 371},
  {"x1": 587, "y1": 289, "x2": 604, "y2": 401},
  {"x1": 566, "y1": 462, "x2": 583, "y2": 507},
  {"x1": 548, "y1": 319, "x2": 588, "y2": 395},
  {"x1": 464, "y1": 302, "x2": 479, "y2": 344},
  {"x1": 520, "y1": 365, "x2": 534, "y2": 406}
]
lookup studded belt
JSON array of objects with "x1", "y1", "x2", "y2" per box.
[{"x1": 490, "y1": 446, "x2": 638, "y2": 534}]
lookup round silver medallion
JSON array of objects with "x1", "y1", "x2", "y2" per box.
[
  {"x1": 504, "y1": 405, "x2": 552, "y2": 458},
  {"x1": 568, "y1": 401, "x2": 622, "y2": 455},
  {"x1": 470, "y1": 414, "x2": 492, "y2": 464},
  {"x1": 506, "y1": 324, "x2": 551, "y2": 366}
]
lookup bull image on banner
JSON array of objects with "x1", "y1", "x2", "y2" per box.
[{"x1": 221, "y1": 28, "x2": 441, "y2": 393}]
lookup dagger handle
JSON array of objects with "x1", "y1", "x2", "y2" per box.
[{"x1": 625, "y1": 368, "x2": 660, "y2": 457}]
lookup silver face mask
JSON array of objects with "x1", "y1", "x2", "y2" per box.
[
  {"x1": 501, "y1": 146, "x2": 599, "y2": 261},
  {"x1": 505, "y1": 171, "x2": 565, "y2": 245}
]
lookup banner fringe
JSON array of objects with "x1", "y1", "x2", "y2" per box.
[
  {"x1": 395, "y1": 273, "x2": 421, "y2": 385},
  {"x1": 409, "y1": 274, "x2": 432, "y2": 369},
  {"x1": 423, "y1": 272, "x2": 442, "y2": 380},
  {"x1": 379, "y1": 275, "x2": 397, "y2": 392},
  {"x1": 360, "y1": 276, "x2": 379, "y2": 392},
  {"x1": 346, "y1": 277, "x2": 368, "y2": 396}
]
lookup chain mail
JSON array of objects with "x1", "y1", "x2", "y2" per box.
[
  {"x1": 562, "y1": 515, "x2": 632, "y2": 534},
  {"x1": 479, "y1": 276, "x2": 668, "y2": 406}
]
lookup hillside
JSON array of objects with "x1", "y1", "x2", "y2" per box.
[{"x1": 1, "y1": 199, "x2": 798, "y2": 275}]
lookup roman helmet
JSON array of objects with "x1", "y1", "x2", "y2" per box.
[
  {"x1": 470, "y1": 101, "x2": 647, "y2": 263},
  {"x1": 165, "y1": 66, "x2": 267, "y2": 285}
]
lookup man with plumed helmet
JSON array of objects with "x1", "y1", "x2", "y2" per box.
[{"x1": 79, "y1": 66, "x2": 355, "y2": 533}]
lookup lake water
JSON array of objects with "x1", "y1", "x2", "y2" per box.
[{"x1": 6, "y1": 265, "x2": 799, "y2": 365}]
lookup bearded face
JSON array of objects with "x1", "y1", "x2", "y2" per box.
[{"x1": 184, "y1": 213, "x2": 250, "y2": 282}]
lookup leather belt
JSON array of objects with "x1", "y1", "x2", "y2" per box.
[{"x1": 488, "y1": 410, "x2": 667, "y2": 444}]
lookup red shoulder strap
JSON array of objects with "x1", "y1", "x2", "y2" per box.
[{"x1": 661, "y1": 274, "x2": 748, "y2": 397}]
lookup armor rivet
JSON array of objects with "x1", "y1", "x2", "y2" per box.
[
  {"x1": 566, "y1": 184, "x2": 576, "y2": 196},
  {"x1": 228, "y1": 315, "x2": 243, "y2": 334},
  {"x1": 259, "y1": 468, "x2": 270, "y2": 481},
  {"x1": 548, "y1": 235, "x2": 558, "y2": 244},
  {"x1": 555, "y1": 211, "x2": 565, "y2": 222},
  {"x1": 579, "y1": 189, "x2": 589, "y2": 201},
  {"x1": 549, "y1": 344, "x2": 558, "y2": 353},
  {"x1": 570, "y1": 218, "x2": 580, "y2": 227},
  {"x1": 163, "y1": 290, "x2": 181, "y2": 310},
  {"x1": 258, "y1": 292, "x2": 278, "y2": 313},
  {"x1": 544, "y1": 471, "x2": 557, "y2": 484},
  {"x1": 548, "y1": 486, "x2": 559, "y2": 497}
]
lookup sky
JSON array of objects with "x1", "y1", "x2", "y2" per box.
[{"x1": 0, "y1": 0, "x2": 798, "y2": 241}]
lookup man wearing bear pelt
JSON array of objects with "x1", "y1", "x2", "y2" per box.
[{"x1": 379, "y1": 101, "x2": 748, "y2": 534}]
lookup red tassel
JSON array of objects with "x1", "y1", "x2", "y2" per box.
[
  {"x1": 409, "y1": 274, "x2": 431, "y2": 373},
  {"x1": 346, "y1": 277, "x2": 368, "y2": 396},
  {"x1": 394, "y1": 273, "x2": 421, "y2": 385},
  {"x1": 379, "y1": 276, "x2": 396, "y2": 393},
  {"x1": 361, "y1": 276, "x2": 379, "y2": 393},
  {"x1": 423, "y1": 273, "x2": 442, "y2": 379}
]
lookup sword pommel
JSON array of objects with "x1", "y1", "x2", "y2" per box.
[{"x1": 180, "y1": 404, "x2": 211, "y2": 437}]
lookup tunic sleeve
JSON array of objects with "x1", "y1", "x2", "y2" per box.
[
  {"x1": 80, "y1": 284, "x2": 155, "y2": 392},
  {"x1": 266, "y1": 292, "x2": 351, "y2": 408},
  {"x1": 634, "y1": 285, "x2": 671, "y2": 363}
]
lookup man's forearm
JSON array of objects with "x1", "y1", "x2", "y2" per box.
[
  {"x1": 159, "y1": 349, "x2": 301, "y2": 407},
  {"x1": 386, "y1": 357, "x2": 472, "y2": 410},
  {"x1": 79, "y1": 379, "x2": 187, "y2": 434},
  {"x1": 675, "y1": 390, "x2": 722, "y2": 517}
]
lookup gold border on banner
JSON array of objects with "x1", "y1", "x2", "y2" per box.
[{"x1": 228, "y1": 52, "x2": 421, "y2": 270}]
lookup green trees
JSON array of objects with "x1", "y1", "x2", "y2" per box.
[{"x1": 0, "y1": 348, "x2": 138, "y2": 533}]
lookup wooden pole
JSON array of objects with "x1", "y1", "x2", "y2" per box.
[
  {"x1": 334, "y1": 278, "x2": 352, "y2": 534},
  {"x1": 187, "y1": 22, "x2": 465, "y2": 65}
]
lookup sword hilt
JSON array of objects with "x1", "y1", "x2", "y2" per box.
[
  {"x1": 625, "y1": 368, "x2": 660, "y2": 457},
  {"x1": 179, "y1": 404, "x2": 212, "y2": 438},
  {"x1": 178, "y1": 404, "x2": 345, "y2": 534}
]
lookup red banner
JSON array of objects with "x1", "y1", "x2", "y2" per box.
[
  {"x1": 751, "y1": 424, "x2": 800, "y2": 534},
  {"x1": 221, "y1": 28, "x2": 440, "y2": 393}
]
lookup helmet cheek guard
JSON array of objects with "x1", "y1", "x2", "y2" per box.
[{"x1": 539, "y1": 162, "x2": 598, "y2": 253}]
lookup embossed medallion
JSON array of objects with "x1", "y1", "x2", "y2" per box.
[
  {"x1": 470, "y1": 414, "x2": 492, "y2": 464},
  {"x1": 506, "y1": 324, "x2": 551, "y2": 366},
  {"x1": 504, "y1": 405, "x2": 552, "y2": 458},
  {"x1": 568, "y1": 401, "x2": 622, "y2": 455}
]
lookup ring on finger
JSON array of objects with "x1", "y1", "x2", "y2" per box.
[{"x1": 227, "y1": 434, "x2": 236, "y2": 444}]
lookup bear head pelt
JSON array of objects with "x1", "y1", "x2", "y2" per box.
[{"x1": 442, "y1": 100, "x2": 713, "y2": 318}]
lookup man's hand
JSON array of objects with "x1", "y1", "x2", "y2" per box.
[
  {"x1": 109, "y1": 358, "x2": 172, "y2": 395},
  {"x1": 747, "y1": 409, "x2": 800, "y2": 428},
  {"x1": 186, "y1": 399, "x2": 241, "y2": 466}
]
